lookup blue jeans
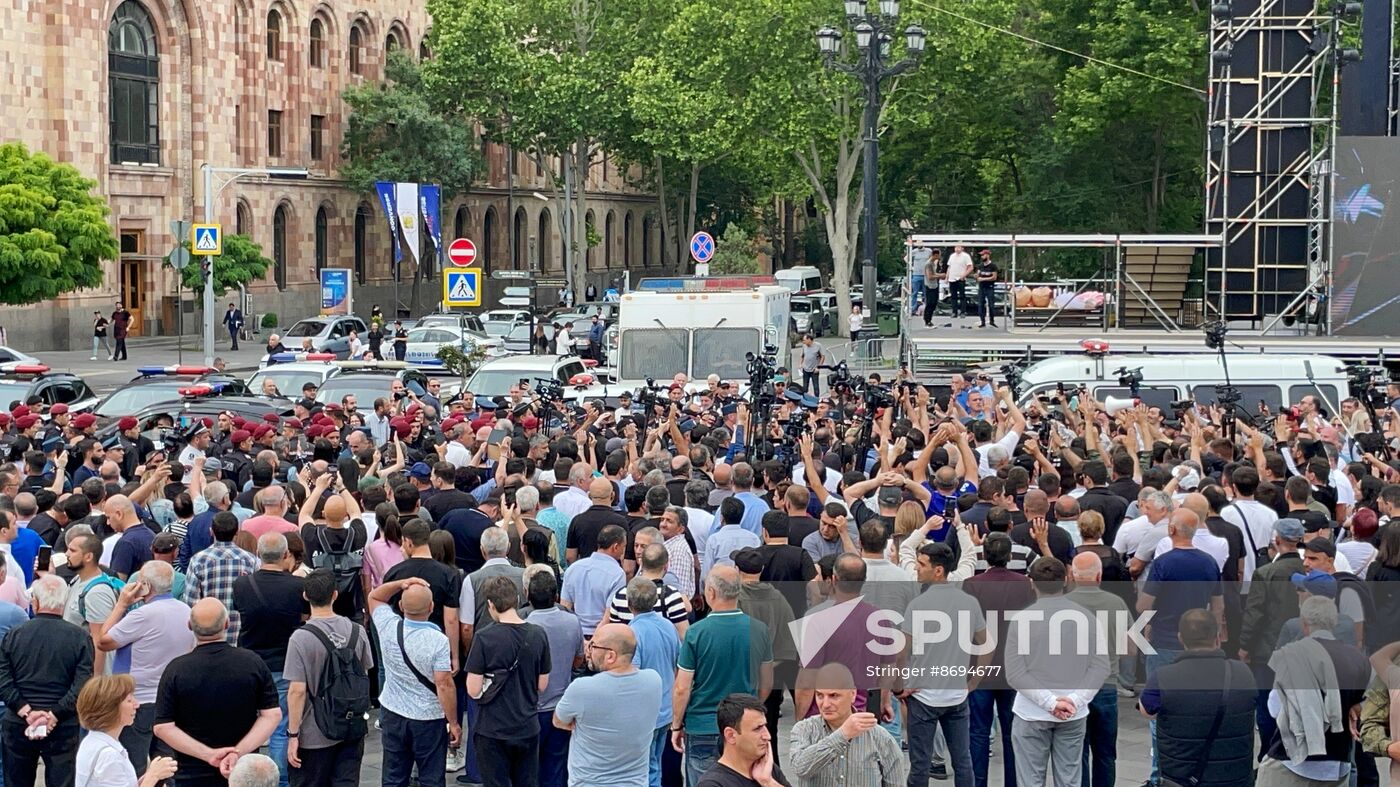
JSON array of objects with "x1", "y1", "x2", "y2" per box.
[
  {"x1": 968, "y1": 688, "x2": 1017, "y2": 787},
  {"x1": 1081, "y1": 685, "x2": 1117, "y2": 787},
  {"x1": 911, "y1": 274, "x2": 926, "y2": 313},
  {"x1": 268, "y1": 672, "x2": 289, "y2": 787},
  {"x1": 649, "y1": 726, "x2": 668, "y2": 787},
  {"x1": 537, "y1": 710, "x2": 570, "y2": 787},
  {"x1": 907, "y1": 697, "x2": 973, "y2": 787},
  {"x1": 380, "y1": 709, "x2": 448, "y2": 787},
  {"x1": 460, "y1": 691, "x2": 481, "y2": 783},
  {"x1": 683, "y1": 733, "x2": 718, "y2": 787},
  {"x1": 1145, "y1": 649, "x2": 1181, "y2": 786}
]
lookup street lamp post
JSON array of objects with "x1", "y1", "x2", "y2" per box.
[
  {"x1": 200, "y1": 163, "x2": 308, "y2": 366},
  {"x1": 816, "y1": 1, "x2": 925, "y2": 319}
]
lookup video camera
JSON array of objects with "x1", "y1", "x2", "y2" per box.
[
  {"x1": 1114, "y1": 366, "x2": 1144, "y2": 397},
  {"x1": 1348, "y1": 365, "x2": 1392, "y2": 410}
]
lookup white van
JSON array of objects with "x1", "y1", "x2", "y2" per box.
[
  {"x1": 774, "y1": 265, "x2": 823, "y2": 293},
  {"x1": 1013, "y1": 353, "x2": 1350, "y2": 413}
]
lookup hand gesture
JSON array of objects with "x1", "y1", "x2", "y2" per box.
[
  {"x1": 56, "y1": 450, "x2": 68, "y2": 467},
  {"x1": 837, "y1": 711, "x2": 878, "y2": 740},
  {"x1": 1023, "y1": 435, "x2": 1041, "y2": 455},
  {"x1": 194, "y1": 455, "x2": 206, "y2": 469},
  {"x1": 118, "y1": 579, "x2": 147, "y2": 606},
  {"x1": 1031, "y1": 517, "x2": 1050, "y2": 546},
  {"x1": 398, "y1": 576, "x2": 431, "y2": 591},
  {"x1": 922, "y1": 514, "x2": 945, "y2": 533},
  {"x1": 434, "y1": 441, "x2": 448, "y2": 458},
  {"x1": 749, "y1": 742, "x2": 776, "y2": 783},
  {"x1": 314, "y1": 471, "x2": 333, "y2": 489},
  {"x1": 799, "y1": 434, "x2": 815, "y2": 459}
]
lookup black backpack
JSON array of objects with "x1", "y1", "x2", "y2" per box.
[
  {"x1": 311, "y1": 524, "x2": 363, "y2": 598},
  {"x1": 305, "y1": 625, "x2": 370, "y2": 741}
]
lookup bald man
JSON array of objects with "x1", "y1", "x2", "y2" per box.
[
  {"x1": 565, "y1": 476, "x2": 629, "y2": 563},
  {"x1": 154, "y1": 599, "x2": 282, "y2": 783},
  {"x1": 1065, "y1": 552, "x2": 1130, "y2": 787},
  {"x1": 553, "y1": 622, "x2": 662, "y2": 786},
  {"x1": 104, "y1": 494, "x2": 154, "y2": 580},
  {"x1": 790, "y1": 663, "x2": 906, "y2": 785},
  {"x1": 1150, "y1": 495, "x2": 1230, "y2": 573},
  {"x1": 367, "y1": 576, "x2": 459, "y2": 787},
  {"x1": 1136, "y1": 509, "x2": 1225, "y2": 665}
]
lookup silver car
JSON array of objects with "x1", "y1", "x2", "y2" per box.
[{"x1": 279, "y1": 316, "x2": 369, "y2": 358}]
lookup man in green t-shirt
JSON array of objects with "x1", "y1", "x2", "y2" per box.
[{"x1": 671, "y1": 565, "x2": 774, "y2": 786}]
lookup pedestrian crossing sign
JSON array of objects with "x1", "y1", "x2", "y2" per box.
[
  {"x1": 191, "y1": 224, "x2": 222, "y2": 256},
  {"x1": 443, "y1": 269, "x2": 481, "y2": 308}
]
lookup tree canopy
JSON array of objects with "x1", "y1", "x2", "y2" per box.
[
  {"x1": 0, "y1": 142, "x2": 115, "y2": 304},
  {"x1": 164, "y1": 234, "x2": 272, "y2": 298}
]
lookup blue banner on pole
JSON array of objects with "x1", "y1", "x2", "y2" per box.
[
  {"x1": 320, "y1": 269, "x2": 351, "y2": 315},
  {"x1": 374, "y1": 181, "x2": 402, "y2": 267},
  {"x1": 420, "y1": 184, "x2": 443, "y2": 272}
]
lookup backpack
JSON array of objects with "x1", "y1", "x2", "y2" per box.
[
  {"x1": 311, "y1": 524, "x2": 363, "y2": 598},
  {"x1": 78, "y1": 574, "x2": 125, "y2": 619},
  {"x1": 304, "y1": 625, "x2": 370, "y2": 741}
]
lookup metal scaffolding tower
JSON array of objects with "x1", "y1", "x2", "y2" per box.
[{"x1": 1204, "y1": 0, "x2": 1340, "y2": 327}]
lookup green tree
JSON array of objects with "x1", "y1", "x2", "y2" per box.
[
  {"x1": 0, "y1": 142, "x2": 115, "y2": 304},
  {"x1": 340, "y1": 50, "x2": 480, "y2": 197},
  {"x1": 163, "y1": 234, "x2": 272, "y2": 298},
  {"x1": 708, "y1": 224, "x2": 762, "y2": 275}
]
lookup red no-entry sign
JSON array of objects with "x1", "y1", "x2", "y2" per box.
[{"x1": 447, "y1": 238, "x2": 478, "y2": 267}]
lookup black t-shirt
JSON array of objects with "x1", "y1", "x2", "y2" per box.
[
  {"x1": 425, "y1": 489, "x2": 477, "y2": 523},
  {"x1": 696, "y1": 763, "x2": 791, "y2": 787},
  {"x1": 566, "y1": 505, "x2": 628, "y2": 558},
  {"x1": 367, "y1": 329, "x2": 384, "y2": 349},
  {"x1": 301, "y1": 521, "x2": 369, "y2": 618},
  {"x1": 785, "y1": 516, "x2": 820, "y2": 548},
  {"x1": 1312, "y1": 484, "x2": 1339, "y2": 516},
  {"x1": 1203, "y1": 516, "x2": 1245, "y2": 584},
  {"x1": 154, "y1": 643, "x2": 279, "y2": 783},
  {"x1": 383, "y1": 556, "x2": 463, "y2": 633},
  {"x1": 976, "y1": 260, "x2": 999, "y2": 286},
  {"x1": 463, "y1": 621, "x2": 551, "y2": 741},
  {"x1": 232, "y1": 570, "x2": 307, "y2": 671},
  {"x1": 440, "y1": 508, "x2": 494, "y2": 574},
  {"x1": 1009, "y1": 521, "x2": 1075, "y2": 565},
  {"x1": 758, "y1": 544, "x2": 815, "y2": 616},
  {"x1": 849, "y1": 499, "x2": 895, "y2": 541}
]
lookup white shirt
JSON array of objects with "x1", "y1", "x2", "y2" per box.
[
  {"x1": 848, "y1": 312, "x2": 864, "y2": 334},
  {"x1": 791, "y1": 463, "x2": 841, "y2": 495},
  {"x1": 1331, "y1": 468, "x2": 1357, "y2": 508},
  {"x1": 77, "y1": 731, "x2": 136, "y2": 787},
  {"x1": 554, "y1": 486, "x2": 593, "y2": 520},
  {"x1": 946, "y1": 252, "x2": 974, "y2": 282},
  {"x1": 1338, "y1": 539, "x2": 1376, "y2": 577},
  {"x1": 443, "y1": 440, "x2": 472, "y2": 469},
  {"x1": 349, "y1": 336, "x2": 364, "y2": 358},
  {"x1": 1220, "y1": 499, "x2": 1278, "y2": 590},
  {"x1": 1153, "y1": 531, "x2": 1230, "y2": 571},
  {"x1": 178, "y1": 444, "x2": 205, "y2": 484},
  {"x1": 1111, "y1": 515, "x2": 1153, "y2": 557},
  {"x1": 555, "y1": 332, "x2": 572, "y2": 355}
]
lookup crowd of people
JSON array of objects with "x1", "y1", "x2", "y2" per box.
[{"x1": 0, "y1": 360, "x2": 1398, "y2": 787}]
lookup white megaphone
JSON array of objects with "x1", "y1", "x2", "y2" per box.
[{"x1": 1104, "y1": 396, "x2": 1140, "y2": 416}]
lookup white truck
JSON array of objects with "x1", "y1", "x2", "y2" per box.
[{"x1": 607, "y1": 278, "x2": 791, "y2": 390}]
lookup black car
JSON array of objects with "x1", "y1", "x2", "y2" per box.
[
  {"x1": 92, "y1": 366, "x2": 252, "y2": 419},
  {"x1": 93, "y1": 395, "x2": 295, "y2": 446},
  {"x1": 313, "y1": 366, "x2": 433, "y2": 408},
  {"x1": 0, "y1": 364, "x2": 99, "y2": 412}
]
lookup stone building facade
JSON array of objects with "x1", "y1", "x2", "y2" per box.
[{"x1": 1, "y1": 0, "x2": 663, "y2": 351}]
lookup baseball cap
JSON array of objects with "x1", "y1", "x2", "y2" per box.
[
  {"x1": 409, "y1": 462, "x2": 433, "y2": 480},
  {"x1": 1290, "y1": 569, "x2": 1338, "y2": 598},
  {"x1": 877, "y1": 486, "x2": 904, "y2": 508},
  {"x1": 605, "y1": 437, "x2": 626, "y2": 453},
  {"x1": 731, "y1": 547, "x2": 767, "y2": 574},
  {"x1": 1273, "y1": 517, "x2": 1306, "y2": 542},
  {"x1": 202, "y1": 457, "x2": 224, "y2": 474}
]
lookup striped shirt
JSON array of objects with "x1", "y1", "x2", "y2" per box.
[
  {"x1": 969, "y1": 541, "x2": 1034, "y2": 575},
  {"x1": 607, "y1": 577, "x2": 688, "y2": 624},
  {"x1": 788, "y1": 714, "x2": 908, "y2": 787},
  {"x1": 664, "y1": 534, "x2": 697, "y2": 598}
]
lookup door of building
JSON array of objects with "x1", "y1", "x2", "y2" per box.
[{"x1": 119, "y1": 231, "x2": 147, "y2": 336}]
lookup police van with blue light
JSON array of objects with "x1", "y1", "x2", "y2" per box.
[{"x1": 247, "y1": 353, "x2": 342, "y2": 399}]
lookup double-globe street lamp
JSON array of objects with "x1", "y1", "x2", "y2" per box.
[{"x1": 816, "y1": 0, "x2": 925, "y2": 326}]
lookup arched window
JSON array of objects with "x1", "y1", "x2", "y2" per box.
[
  {"x1": 314, "y1": 207, "x2": 328, "y2": 273},
  {"x1": 642, "y1": 216, "x2": 653, "y2": 268},
  {"x1": 513, "y1": 208, "x2": 527, "y2": 269},
  {"x1": 386, "y1": 31, "x2": 400, "y2": 53},
  {"x1": 348, "y1": 26, "x2": 362, "y2": 75},
  {"x1": 605, "y1": 212, "x2": 615, "y2": 268},
  {"x1": 108, "y1": 1, "x2": 160, "y2": 165},
  {"x1": 419, "y1": 39, "x2": 431, "y2": 60},
  {"x1": 309, "y1": 18, "x2": 325, "y2": 68},
  {"x1": 585, "y1": 210, "x2": 598, "y2": 270},
  {"x1": 354, "y1": 203, "x2": 370, "y2": 284},
  {"x1": 484, "y1": 208, "x2": 497, "y2": 270},
  {"x1": 266, "y1": 9, "x2": 282, "y2": 61},
  {"x1": 236, "y1": 202, "x2": 252, "y2": 236},
  {"x1": 538, "y1": 209, "x2": 553, "y2": 271},
  {"x1": 273, "y1": 204, "x2": 289, "y2": 290},
  {"x1": 624, "y1": 212, "x2": 633, "y2": 269},
  {"x1": 454, "y1": 206, "x2": 469, "y2": 239}
]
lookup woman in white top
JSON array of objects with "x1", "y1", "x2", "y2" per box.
[{"x1": 76, "y1": 675, "x2": 178, "y2": 787}]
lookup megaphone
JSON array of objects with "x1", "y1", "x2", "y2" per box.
[{"x1": 1104, "y1": 396, "x2": 1140, "y2": 416}]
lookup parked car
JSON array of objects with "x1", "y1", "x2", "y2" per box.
[
  {"x1": 404, "y1": 325, "x2": 505, "y2": 370},
  {"x1": 789, "y1": 295, "x2": 827, "y2": 337},
  {"x1": 464, "y1": 354, "x2": 603, "y2": 402},
  {"x1": 92, "y1": 366, "x2": 250, "y2": 419},
  {"x1": 481, "y1": 310, "x2": 532, "y2": 339},
  {"x1": 415, "y1": 313, "x2": 486, "y2": 334},
  {"x1": 278, "y1": 316, "x2": 370, "y2": 358},
  {"x1": 246, "y1": 359, "x2": 342, "y2": 399},
  {"x1": 0, "y1": 364, "x2": 98, "y2": 413},
  {"x1": 314, "y1": 363, "x2": 433, "y2": 407}
]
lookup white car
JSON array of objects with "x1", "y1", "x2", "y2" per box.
[
  {"x1": 464, "y1": 354, "x2": 606, "y2": 403},
  {"x1": 246, "y1": 359, "x2": 341, "y2": 398},
  {"x1": 403, "y1": 325, "x2": 505, "y2": 372},
  {"x1": 481, "y1": 310, "x2": 532, "y2": 339}
]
